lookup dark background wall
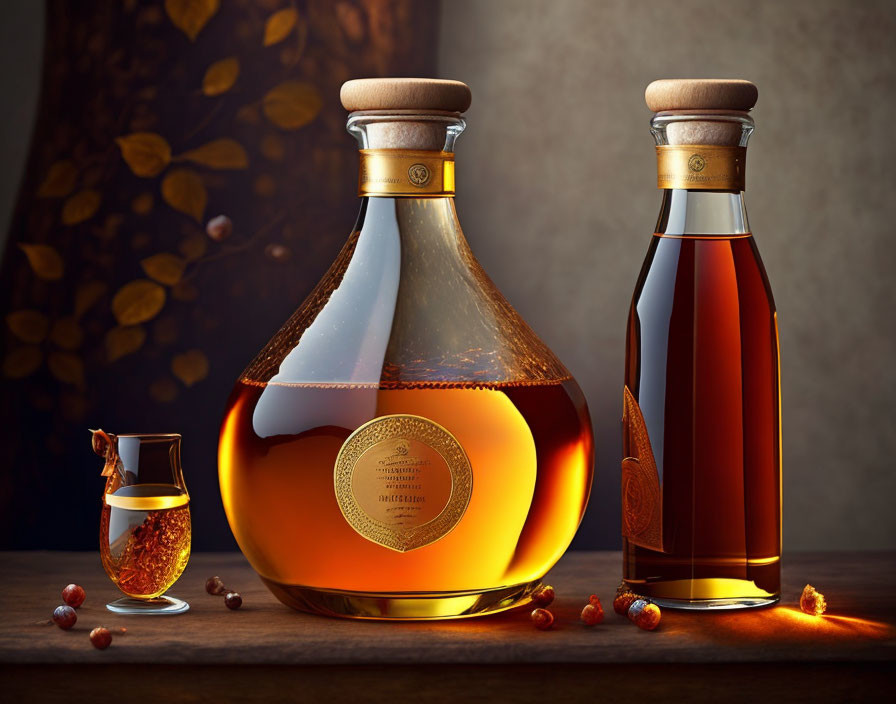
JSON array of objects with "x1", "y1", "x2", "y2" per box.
[{"x1": 1, "y1": 0, "x2": 894, "y2": 552}]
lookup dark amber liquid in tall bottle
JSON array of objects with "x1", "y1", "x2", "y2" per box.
[{"x1": 623, "y1": 233, "x2": 781, "y2": 605}]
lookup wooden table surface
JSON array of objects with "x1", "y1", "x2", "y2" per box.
[{"x1": 2, "y1": 551, "x2": 894, "y2": 702}]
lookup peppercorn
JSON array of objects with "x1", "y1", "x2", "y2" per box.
[
  {"x1": 532, "y1": 585, "x2": 555, "y2": 607},
  {"x1": 530, "y1": 608, "x2": 554, "y2": 630}
]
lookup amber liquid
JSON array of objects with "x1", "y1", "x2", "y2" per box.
[
  {"x1": 219, "y1": 378, "x2": 593, "y2": 595},
  {"x1": 100, "y1": 484, "x2": 191, "y2": 599},
  {"x1": 623, "y1": 234, "x2": 780, "y2": 604}
]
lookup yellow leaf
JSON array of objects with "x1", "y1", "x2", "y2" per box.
[
  {"x1": 172, "y1": 349, "x2": 209, "y2": 386},
  {"x1": 161, "y1": 168, "x2": 207, "y2": 221},
  {"x1": 115, "y1": 133, "x2": 172, "y2": 177},
  {"x1": 49, "y1": 317, "x2": 84, "y2": 350},
  {"x1": 202, "y1": 57, "x2": 239, "y2": 96},
  {"x1": 141, "y1": 253, "x2": 186, "y2": 285},
  {"x1": 112, "y1": 279, "x2": 166, "y2": 325},
  {"x1": 2, "y1": 346, "x2": 43, "y2": 379},
  {"x1": 263, "y1": 7, "x2": 298, "y2": 46},
  {"x1": 105, "y1": 325, "x2": 147, "y2": 362},
  {"x1": 48, "y1": 351, "x2": 85, "y2": 389},
  {"x1": 74, "y1": 281, "x2": 107, "y2": 317},
  {"x1": 19, "y1": 244, "x2": 64, "y2": 280},
  {"x1": 6, "y1": 310, "x2": 49, "y2": 343},
  {"x1": 165, "y1": 0, "x2": 219, "y2": 41},
  {"x1": 263, "y1": 81, "x2": 322, "y2": 130},
  {"x1": 61, "y1": 190, "x2": 101, "y2": 225},
  {"x1": 37, "y1": 160, "x2": 78, "y2": 198},
  {"x1": 132, "y1": 192, "x2": 154, "y2": 215},
  {"x1": 150, "y1": 376, "x2": 179, "y2": 403},
  {"x1": 178, "y1": 138, "x2": 248, "y2": 169}
]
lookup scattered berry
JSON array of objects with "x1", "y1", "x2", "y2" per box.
[
  {"x1": 206, "y1": 576, "x2": 227, "y2": 595},
  {"x1": 634, "y1": 603, "x2": 662, "y2": 631},
  {"x1": 589, "y1": 594, "x2": 602, "y2": 608},
  {"x1": 613, "y1": 591, "x2": 636, "y2": 615},
  {"x1": 224, "y1": 592, "x2": 243, "y2": 610},
  {"x1": 530, "y1": 608, "x2": 554, "y2": 630},
  {"x1": 89, "y1": 627, "x2": 112, "y2": 650},
  {"x1": 532, "y1": 585, "x2": 555, "y2": 607},
  {"x1": 800, "y1": 584, "x2": 827, "y2": 616},
  {"x1": 627, "y1": 599, "x2": 649, "y2": 623},
  {"x1": 206, "y1": 214, "x2": 233, "y2": 241},
  {"x1": 62, "y1": 584, "x2": 86, "y2": 608},
  {"x1": 581, "y1": 603, "x2": 603, "y2": 626},
  {"x1": 52, "y1": 605, "x2": 77, "y2": 630}
]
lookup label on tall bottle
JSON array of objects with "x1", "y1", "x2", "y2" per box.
[
  {"x1": 334, "y1": 414, "x2": 472, "y2": 552},
  {"x1": 621, "y1": 386, "x2": 664, "y2": 552},
  {"x1": 656, "y1": 145, "x2": 746, "y2": 190}
]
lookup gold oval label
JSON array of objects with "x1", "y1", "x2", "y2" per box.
[{"x1": 334, "y1": 414, "x2": 472, "y2": 552}]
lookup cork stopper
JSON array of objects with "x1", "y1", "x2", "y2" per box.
[
  {"x1": 645, "y1": 79, "x2": 758, "y2": 113},
  {"x1": 646, "y1": 79, "x2": 757, "y2": 147},
  {"x1": 341, "y1": 78, "x2": 471, "y2": 114},
  {"x1": 342, "y1": 78, "x2": 471, "y2": 150}
]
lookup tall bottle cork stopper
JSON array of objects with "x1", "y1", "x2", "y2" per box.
[
  {"x1": 646, "y1": 79, "x2": 758, "y2": 146},
  {"x1": 341, "y1": 78, "x2": 471, "y2": 150},
  {"x1": 645, "y1": 79, "x2": 758, "y2": 113}
]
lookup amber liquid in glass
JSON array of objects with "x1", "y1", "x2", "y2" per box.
[
  {"x1": 220, "y1": 378, "x2": 592, "y2": 598},
  {"x1": 100, "y1": 484, "x2": 191, "y2": 599},
  {"x1": 623, "y1": 233, "x2": 780, "y2": 604}
]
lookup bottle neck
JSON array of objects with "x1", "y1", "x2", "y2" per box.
[
  {"x1": 347, "y1": 112, "x2": 464, "y2": 199},
  {"x1": 651, "y1": 111, "x2": 753, "y2": 236}
]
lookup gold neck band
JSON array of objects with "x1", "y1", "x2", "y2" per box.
[
  {"x1": 359, "y1": 149, "x2": 455, "y2": 197},
  {"x1": 656, "y1": 145, "x2": 746, "y2": 191}
]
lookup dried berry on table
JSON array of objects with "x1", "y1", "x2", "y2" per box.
[
  {"x1": 89, "y1": 627, "x2": 112, "y2": 650},
  {"x1": 613, "y1": 591, "x2": 636, "y2": 615},
  {"x1": 206, "y1": 575, "x2": 227, "y2": 595},
  {"x1": 224, "y1": 592, "x2": 243, "y2": 610},
  {"x1": 800, "y1": 584, "x2": 827, "y2": 616},
  {"x1": 532, "y1": 585, "x2": 555, "y2": 607},
  {"x1": 627, "y1": 599, "x2": 648, "y2": 623},
  {"x1": 62, "y1": 583, "x2": 86, "y2": 608},
  {"x1": 581, "y1": 603, "x2": 603, "y2": 626},
  {"x1": 52, "y1": 605, "x2": 77, "y2": 630},
  {"x1": 531, "y1": 608, "x2": 554, "y2": 630},
  {"x1": 632, "y1": 602, "x2": 661, "y2": 631}
]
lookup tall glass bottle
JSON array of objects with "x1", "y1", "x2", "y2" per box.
[
  {"x1": 622, "y1": 80, "x2": 781, "y2": 609},
  {"x1": 219, "y1": 79, "x2": 594, "y2": 619}
]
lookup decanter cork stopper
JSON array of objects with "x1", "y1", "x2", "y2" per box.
[
  {"x1": 645, "y1": 79, "x2": 758, "y2": 113},
  {"x1": 341, "y1": 78, "x2": 471, "y2": 114}
]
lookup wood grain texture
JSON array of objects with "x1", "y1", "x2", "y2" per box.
[{"x1": 1, "y1": 551, "x2": 893, "y2": 667}]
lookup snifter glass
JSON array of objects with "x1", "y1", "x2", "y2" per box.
[{"x1": 94, "y1": 432, "x2": 191, "y2": 615}]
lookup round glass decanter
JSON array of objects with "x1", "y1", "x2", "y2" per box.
[{"x1": 219, "y1": 79, "x2": 594, "y2": 619}]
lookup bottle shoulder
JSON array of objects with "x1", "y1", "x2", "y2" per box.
[{"x1": 241, "y1": 198, "x2": 572, "y2": 387}]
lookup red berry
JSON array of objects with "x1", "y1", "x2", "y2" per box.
[
  {"x1": 581, "y1": 602, "x2": 604, "y2": 626},
  {"x1": 613, "y1": 592, "x2": 636, "y2": 615},
  {"x1": 224, "y1": 592, "x2": 242, "y2": 610},
  {"x1": 627, "y1": 598, "x2": 649, "y2": 623},
  {"x1": 530, "y1": 608, "x2": 554, "y2": 630},
  {"x1": 206, "y1": 214, "x2": 233, "y2": 241},
  {"x1": 206, "y1": 576, "x2": 226, "y2": 595},
  {"x1": 589, "y1": 594, "x2": 602, "y2": 608},
  {"x1": 62, "y1": 584, "x2": 86, "y2": 608},
  {"x1": 52, "y1": 605, "x2": 77, "y2": 630},
  {"x1": 531, "y1": 585, "x2": 555, "y2": 607},
  {"x1": 634, "y1": 603, "x2": 662, "y2": 631},
  {"x1": 89, "y1": 627, "x2": 112, "y2": 650}
]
